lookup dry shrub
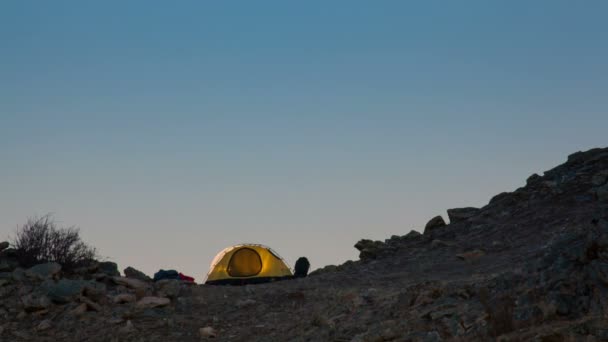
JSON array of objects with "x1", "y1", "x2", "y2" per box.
[{"x1": 11, "y1": 215, "x2": 97, "y2": 269}]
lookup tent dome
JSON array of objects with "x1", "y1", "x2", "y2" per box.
[{"x1": 205, "y1": 244, "x2": 293, "y2": 285}]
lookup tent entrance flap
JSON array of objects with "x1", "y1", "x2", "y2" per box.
[{"x1": 228, "y1": 248, "x2": 262, "y2": 277}]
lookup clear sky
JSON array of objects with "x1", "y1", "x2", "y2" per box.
[{"x1": 1, "y1": 1, "x2": 606, "y2": 281}]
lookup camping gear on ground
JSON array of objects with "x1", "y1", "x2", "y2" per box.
[
  {"x1": 154, "y1": 269, "x2": 196, "y2": 283},
  {"x1": 294, "y1": 257, "x2": 310, "y2": 277},
  {"x1": 179, "y1": 272, "x2": 195, "y2": 283},
  {"x1": 153, "y1": 269, "x2": 179, "y2": 281},
  {"x1": 205, "y1": 244, "x2": 293, "y2": 285}
]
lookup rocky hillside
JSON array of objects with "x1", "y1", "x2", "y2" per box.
[{"x1": 1, "y1": 147, "x2": 608, "y2": 341}]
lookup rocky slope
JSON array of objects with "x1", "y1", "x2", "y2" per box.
[{"x1": 1, "y1": 147, "x2": 608, "y2": 341}]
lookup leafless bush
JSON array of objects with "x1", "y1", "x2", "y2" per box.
[{"x1": 11, "y1": 215, "x2": 97, "y2": 269}]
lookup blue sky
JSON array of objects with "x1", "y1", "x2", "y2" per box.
[{"x1": 1, "y1": 1, "x2": 606, "y2": 280}]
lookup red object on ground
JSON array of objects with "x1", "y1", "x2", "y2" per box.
[{"x1": 179, "y1": 273, "x2": 195, "y2": 283}]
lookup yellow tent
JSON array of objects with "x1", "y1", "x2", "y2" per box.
[{"x1": 205, "y1": 244, "x2": 293, "y2": 285}]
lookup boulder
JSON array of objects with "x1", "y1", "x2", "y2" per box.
[
  {"x1": 0, "y1": 241, "x2": 9, "y2": 252},
  {"x1": 354, "y1": 239, "x2": 386, "y2": 260},
  {"x1": 124, "y1": 266, "x2": 151, "y2": 282},
  {"x1": 135, "y1": 296, "x2": 170, "y2": 309},
  {"x1": 446, "y1": 207, "x2": 480, "y2": 223},
  {"x1": 112, "y1": 276, "x2": 148, "y2": 291},
  {"x1": 113, "y1": 293, "x2": 137, "y2": 304},
  {"x1": 41, "y1": 279, "x2": 90, "y2": 304},
  {"x1": 424, "y1": 216, "x2": 447, "y2": 234},
  {"x1": 526, "y1": 173, "x2": 543, "y2": 185},
  {"x1": 26, "y1": 263, "x2": 62, "y2": 280},
  {"x1": 404, "y1": 230, "x2": 422, "y2": 239},
  {"x1": 97, "y1": 261, "x2": 120, "y2": 277}
]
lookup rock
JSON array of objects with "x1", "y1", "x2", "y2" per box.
[
  {"x1": 489, "y1": 192, "x2": 511, "y2": 205},
  {"x1": 98, "y1": 261, "x2": 120, "y2": 277},
  {"x1": 236, "y1": 298, "x2": 256, "y2": 308},
  {"x1": 82, "y1": 282, "x2": 107, "y2": 302},
  {"x1": 113, "y1": 293, "x2": 137, "y2": 304},
  {"x1": 155, "y1": 279, "x2": 182, "y2": 299},
  {"x1": 0, "y1": 262, "x2": 12, "y2": 273},
  {"x1": 21, "y1": 293, "x2": 52, "y2": 312},
  {"x1": 404, "y1": 230, "x2": 422, "y2": 239},
  {"x1": 107, "y1": 317, "x2": 125, "y2": 325},
  {"x1": 135, "y1": 296, "x2": 170, "y2": 309},
  {"x1": 26, "y1": 263, "x2": 61, "y2": 280},
  {"x1": 11, "y1": 330, "x2": 31, "y2": 340},
  {"x1": 431, "y1": 240, "x2": 456, "y2": 248},
  {"x1": 456, "y1": 250, "x2": 486, "y2": 261},
  {"x1": 596, "y1": 184, "x2": 608, "y2": 202},
  {"x1": 0, "y1": 241, "x2": 9, "y2": 252},
  {"x1": 119, "y1": 320, "x2": 136, "y2": 334},
  {"x1": 36, "y1": 319, "x2": 52, "y2": 331},
  {"x1": 447, "y1": 207, "x2": 480, "y2": 223},
  {"x1": 40, "y1": 279, "x2": 89, "y2": 304},
  {"x1": 199, "y1": 326, "x2": 217, "y2": 338},
  {"x1": 124, "y1": 266, "x2": 151, "y2": 282},
  {"x1": 354, "y1": 239, "x2": 386, "y2": 260},
  {"x1": 70, "y1": 303, "x2": 88, "y2": 316},
  {"x1": 424, "y1": 216, "x2": 447, "y2": 234},
  {"x1": 592, "y1": 170, "x2": 608, "y2": 186},
  {"x1": 80, "y1": 296, "x2": 102, "y2": 312},
  {"x1": 112, "y1": 276, "x2": 148, "y2": 291},
  {"x1": 526, "y1": 173, "x2": 542, "y2": 185}
]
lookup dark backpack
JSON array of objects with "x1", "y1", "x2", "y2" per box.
[
  {"x1": 294, "y1": 257, "x2": 310, "y2": 278},
  {"x1": 153, "y1": 269, "x2": 179, "y2": 281}
]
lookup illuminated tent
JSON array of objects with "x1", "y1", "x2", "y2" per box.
[{"x1": 205, "y1": 244, "x2": 293, "y2": 285}]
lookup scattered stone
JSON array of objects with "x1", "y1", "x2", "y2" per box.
[
  {"x1": 107, "y1": 317, "x2": 125, "y2": 325},
  {"x1": 155, "y1": 279, "x2": 182, "y2": 299},
  {"x1": 113, "y1": 293, "x2": 137, "y2": 304},
  {"x1": 21, "y1": 293, "x2": 52, "y2": 312},
  {"x1": 199, "y1": 326, "x2": 217, "y2": 338},
  {"x1": 112, "y1": 276, "x2": 148, "y2": 291},
  {"x1": 80, "y1": 296, "x2": 102, "y2": 312},
  {"x1": 26, "y1": 263, "x2": 61, "y2": 280},
  {"x1": 135, "y1": 296, "x2": 170, "y2": 309},
  {"x1": 424, "y1": 216, "x2": 447, "y2": 234},
  {"x1": 124, "y1": 266, "x2": 151, "y2": 282},
  {"x1": 236, "y1": 298, "x2": 256, "y2": 308},
  {"x1": 447, "y1": 207, "x2": 480, "y2": 223},
  {"x1": 431, "y1": 240, "x2": 456, "y2": 248},
  {"x1": 70, "y1": 303, "x2": 87, "y2": 316},
  {"x1": 119, "y1": 320, "x2": 136, "y2": 334},
  {"x1": 456, "y1": 249, "x2": 486, "y2": 261},
  {"x1": 36, "y1": 319, "x2": 52, "y2": 331}
]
